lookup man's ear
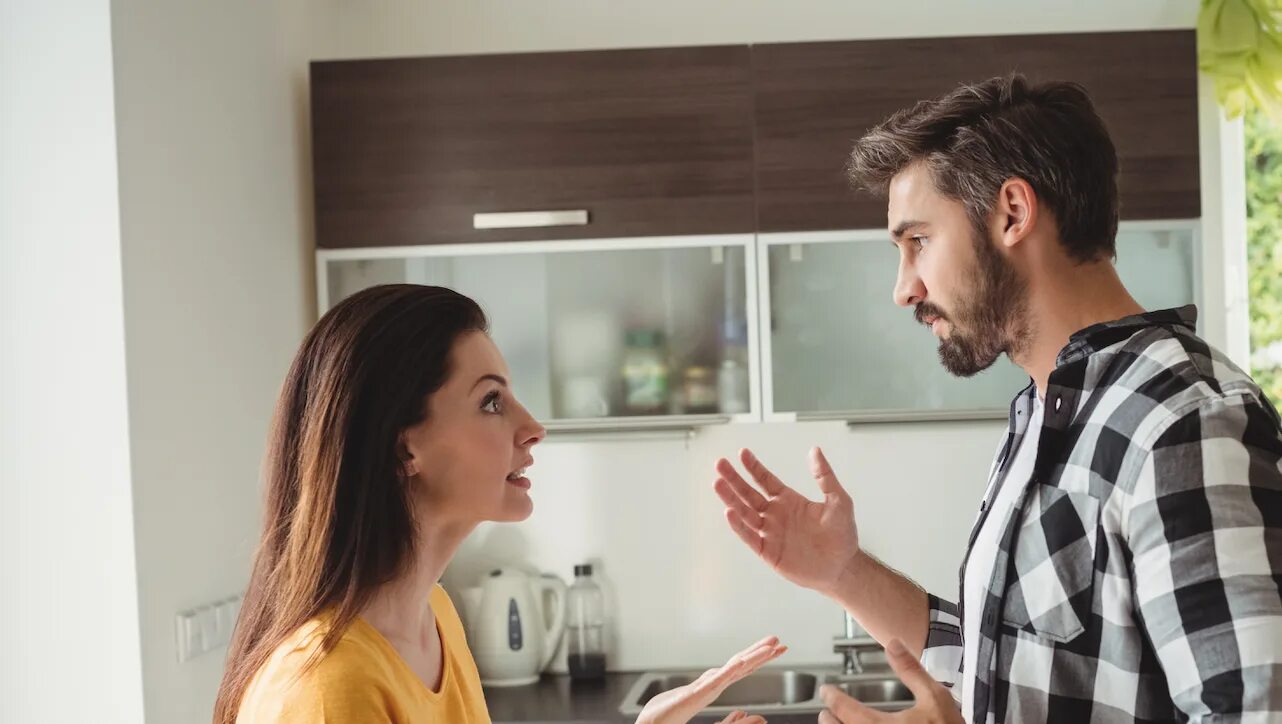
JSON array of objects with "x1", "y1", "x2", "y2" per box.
[{"x1": 995, "y1": 177, "x2": 1038, "y2": 249}]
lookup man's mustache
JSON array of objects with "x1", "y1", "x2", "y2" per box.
[{"x1": 915, "y1": 303, "x2": 948, "y2": 326}]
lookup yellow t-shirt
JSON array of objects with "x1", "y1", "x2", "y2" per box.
[{"x1": 237, "y1": 585, "x2": 491, "y2": 723}]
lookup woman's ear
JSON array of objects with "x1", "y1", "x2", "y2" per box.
[{"x1": 396, "y1": 435, "x2": 418, "y2": 478}]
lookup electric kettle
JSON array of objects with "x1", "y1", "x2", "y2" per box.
[{"x1": 461, "y1": 568, "x2": 567, "y2": 686}]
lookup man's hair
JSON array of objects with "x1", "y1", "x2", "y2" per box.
[{"x1": 847, "y1": 74, "x2": 1119, "y2": 262}]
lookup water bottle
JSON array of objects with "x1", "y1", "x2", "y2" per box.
[{"x1": 566, "y1": 563, "x2": 606, "y2": 680}]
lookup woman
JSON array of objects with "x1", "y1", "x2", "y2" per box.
[{"x1": 214, "y1": 284, "x2": 783, "y2": 723}]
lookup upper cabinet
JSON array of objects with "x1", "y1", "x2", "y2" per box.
[
  {"x1": 751, "y1": 30, "x2": 1200, "y2": 232},
  {"x1": 311, "y1": 46, "x2": 756, "y2": 248},
  {"x1": 310, "y1": 32, "x2": 1207, "y2": 427}
]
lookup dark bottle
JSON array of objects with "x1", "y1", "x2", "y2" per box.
[{"x1": 566, "y1": 563, "x2": 607, "y2": 680}]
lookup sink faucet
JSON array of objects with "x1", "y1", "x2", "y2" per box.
[{"x1": 832, "y1": 610, "x2": 882, "y2": 675}]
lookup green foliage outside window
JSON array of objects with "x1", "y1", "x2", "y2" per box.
[{"x1": 1246, "y1": 104, "x2": 1282, "y2": 405}]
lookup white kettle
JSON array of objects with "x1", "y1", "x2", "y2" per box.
[{"x1": 462, "y1": 568, "x2": 567, "y2": 686}]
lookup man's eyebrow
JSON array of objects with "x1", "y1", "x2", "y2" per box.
[{"x1": 890, "y1": 220, "x2": 926, "y2": 241}]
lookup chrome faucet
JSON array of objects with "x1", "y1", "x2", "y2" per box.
[{"x1": 832, "y1": 610, "x2": 882, "y2": 675}]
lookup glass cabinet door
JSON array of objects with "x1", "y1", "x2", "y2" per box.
[
  {"x1": 319, "y1": 236, "x2": 758, "y2": 430},
  {"x1": 761, "y1": 222, "x2": 1198, "y2": 422},
  {"x1": 1113, "y1": 223, "x2": 1199, "y2": 318}
]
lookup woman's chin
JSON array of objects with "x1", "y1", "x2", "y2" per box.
[{"x1": 492, "y1": 489, "x2": 534, "y2": 522}]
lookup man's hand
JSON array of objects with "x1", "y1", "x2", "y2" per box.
[
  {"x1": 713, "y1": 447, "x2": 859, "y2": 594},
  {"x1": 817, "y1": 639, "x2": 962, "y2": 724},
  {"x1": 635, "y1": 636, "x2": 786, "y2": 724}
]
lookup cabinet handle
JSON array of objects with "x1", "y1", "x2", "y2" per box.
[{"x1": 473, "y1": 210, "x2": 590, "y2": 229}]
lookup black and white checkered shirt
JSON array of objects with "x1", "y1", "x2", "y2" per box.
[{"x1": 920, "y1": 306, "x2": 1282, "y2": 723}]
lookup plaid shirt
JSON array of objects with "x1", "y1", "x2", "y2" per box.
[{"x1": 920, "y1": 306, "x2": 1282, "y2": 723}]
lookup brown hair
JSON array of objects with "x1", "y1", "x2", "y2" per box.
[
  {"x1": 213, "y1": 284, "x2": 488, "y2": 723},
  {"x1": 847, "y1": 74, "x2": 1119, "y2": 262}
]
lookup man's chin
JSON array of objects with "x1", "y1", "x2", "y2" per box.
[{"x1": 938, "y1": 341, "x2": 1003, "y2": 378}]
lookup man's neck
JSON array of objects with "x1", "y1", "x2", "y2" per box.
[{"x1": 1012, "y1": 260, "x2": 1145, "y2": 395}]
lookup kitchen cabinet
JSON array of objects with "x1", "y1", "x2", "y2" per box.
[
  {"x1": 751, "y1": 30, "x2": 1199, "y2": 232},
  {"x1": 312, "y1": 31, "x2": 1205, "y2": 429},
  {"x1": 311, "y1": 46, "x2": 755, "y2": 248},
  {"x1": 319, "y1": 235, "x2": 760, "y2": 434},
  {"x1": 759, "y1": 221, "x2": 1200, "y2": 421}
]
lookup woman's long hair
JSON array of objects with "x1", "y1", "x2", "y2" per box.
[{"x1": 213, "y1": 284, "x2": 488, "y2": 723}]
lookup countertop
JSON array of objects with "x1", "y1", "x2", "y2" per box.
[{"x1": 484, "y1": 673, "x2": 823, "y2": 724}]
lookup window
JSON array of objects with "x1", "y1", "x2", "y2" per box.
[{"x1": 1246, "y1": 106, "x2": 1282, "y2": 406}]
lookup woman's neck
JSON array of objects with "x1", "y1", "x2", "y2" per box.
[{"x1": 361, "y1": 515, "x2": 475, "y2": 648}]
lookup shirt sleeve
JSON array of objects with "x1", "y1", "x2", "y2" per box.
[
  {"x1": 921, "y1": 593, "x2": 964, "y2": 703},
  {"x1": 271, "y1": 671, "x2": 397, "y2": 724},
  {"x1": 1125, "y1": 394, "x2": 1282, "y2": 719}
]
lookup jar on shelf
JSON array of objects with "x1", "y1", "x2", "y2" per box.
[
  {"x1": 621, "y1": 329, "x2": 669, "y2": 415},
  {"x1": 682, "y1": 366, "x2": 719, "y2": 414}
]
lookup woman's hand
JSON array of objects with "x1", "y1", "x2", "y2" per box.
[{"x1": 635, "y1": 635, "x2": 787, "y2": 724}]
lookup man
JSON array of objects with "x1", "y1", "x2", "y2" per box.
[{"x1": 714, "y1": 74, "x2": 1282, "y2": 723}]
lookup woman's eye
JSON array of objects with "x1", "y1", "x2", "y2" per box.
[{"x1": 481, "y1": 391, "x2": 503, "y2": 414}]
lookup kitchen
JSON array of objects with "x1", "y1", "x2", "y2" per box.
[{"x1": 3, "y1": 1, "x2": 1272, "y2": 723}]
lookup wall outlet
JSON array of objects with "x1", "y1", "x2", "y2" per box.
[{"x1": 175, "y1": 593, "x2": 243, "y2": 663}]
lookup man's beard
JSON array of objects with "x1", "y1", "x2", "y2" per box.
[{"x1": 915, "y1": 229, "x2": 1029, "y2": 377}]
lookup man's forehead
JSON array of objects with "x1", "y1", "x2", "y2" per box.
[
  {"x1": 887, "y1": 167, "x2": 927, "y2": 228},
  {"x1": 887, "y1": 164, "x2": 951, "y2": 230}
]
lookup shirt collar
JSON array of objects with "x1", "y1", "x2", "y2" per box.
[{"x1": 1055, "y1": 305, "x2": 1197, "y2": 369}]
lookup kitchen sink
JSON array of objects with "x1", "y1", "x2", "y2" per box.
[
  {"x1": 633, "y1": 671, "x2": 818, "y2": 709},
  {"x1": 619, "y1": 667, "x2": 912, "y2": 716},
  {"x1": 823, "y1": 676, "x2": 913, "y2": 704}
]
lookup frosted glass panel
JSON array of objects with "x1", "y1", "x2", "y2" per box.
[
  {"x1": 767, "y1": 241, "x2": 1027, "y2": 416},
  {"x1": 1113, "y1": 227, "x2": 1197, "y2": 315},
  {"x1": 766, "y1": 225, "x2": 1197, "y2": 417},
  {"x1": 324, "y1": 244, "x2": 751, "y2": 422}
]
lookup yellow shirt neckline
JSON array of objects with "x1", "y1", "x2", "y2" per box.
[{"x1": 350, "y1": 592, "x2": 453, "y2": 701}]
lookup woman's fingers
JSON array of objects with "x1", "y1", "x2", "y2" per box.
[{"x1": 705, "y1": 639, "x2": 787, "y2": 692}]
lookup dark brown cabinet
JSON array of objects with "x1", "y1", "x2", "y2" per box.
[
  {"x1": 312, "y1": 31, "x2": 1200, "y2": 248},
  {"x1": 752, "y1": 30, "x2": 1200, "y2": 232},
  {"x1": 311, "y1": 46, "x2": 756, "y2": 248}
]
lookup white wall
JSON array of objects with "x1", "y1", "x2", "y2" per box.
[
  {"x1": 0, "y1": 2, "x2": 147, "y2": 722},
  {"x1": 108, "y1": 0, "x2": 311, "y2": 721},
  {"x1": 327, "y1": 0, "x2": 1197, "y2": 59},
  {"x1": 316, "y1": 0, "x2": 1207, "y2": 670},
  {"x1": 445, "y1": 419, "x2": 1003, "y2": 670}
]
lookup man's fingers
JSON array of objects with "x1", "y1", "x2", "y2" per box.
[
  {"x1": 809, "y1": 447, "x2": 850, "y2": 499},
  {"x1": 715, "y1": 478, "x2": 766, "y2": 530},
  {"x1": 883, "y1": 638, "x2": 939, "y2": 700},
  {"x1": 819, "y1": 684, "x2": 881, "y2": 723},
  {"x1": 725, "y1": 510, "x2": 766, "y2": 556},
  {"x1": 715, "y1": 458, "x2": 770, "y2": 510},
  {"x1": 739, "y1": 448, "x2": 788, "y2": 496}
]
